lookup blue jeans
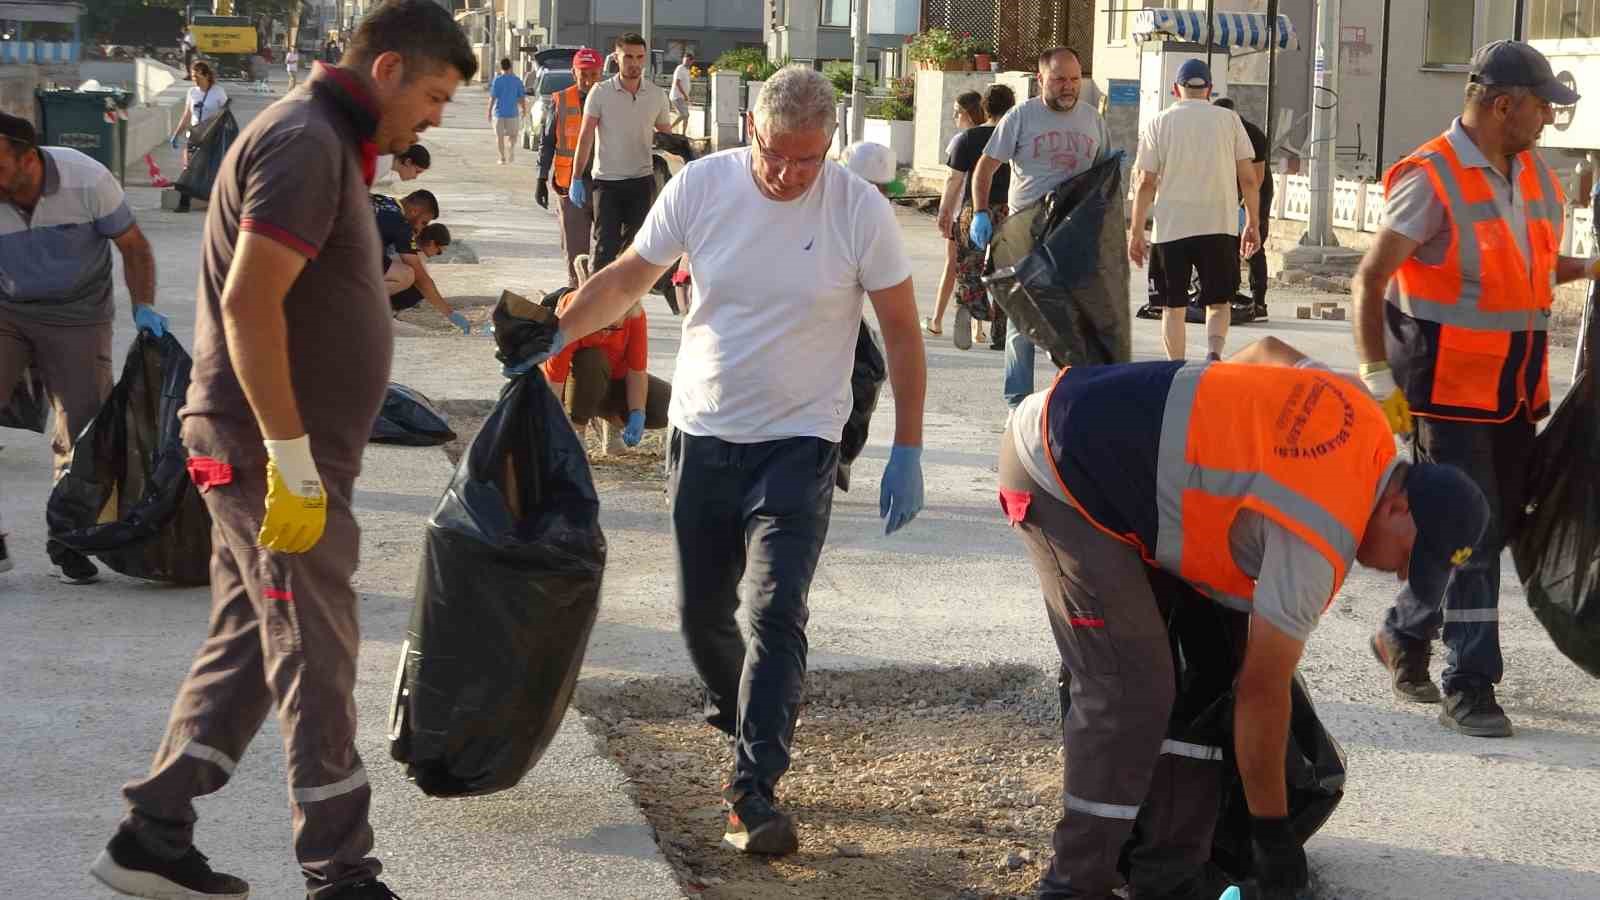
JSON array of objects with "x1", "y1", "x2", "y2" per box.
[
  {"x1": 1383, "y1": 416, "x2": 1535, "y2": 693},
  {"x1": 1004, "y1": 324, "x2": 1037, "y2": 409},
  {"x1": 667, "y1": 429, "x2": 838, "y2": 799}
]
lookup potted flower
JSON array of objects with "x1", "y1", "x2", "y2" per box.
[
  {"x1": 907, "y1": 28, "x2": 962, "y2": 71},
  {"x1": 971, "y1": 43, "x2": 993, "y2": 72}
]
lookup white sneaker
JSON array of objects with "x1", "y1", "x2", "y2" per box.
[{"x1": 599, "y1": 420, "x2": 624, "y2": 456}]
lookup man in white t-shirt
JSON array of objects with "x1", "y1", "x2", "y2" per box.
[
  {"x1": 507, "y1": 65, "x2": 927, "y2": 859},
  {"x1": 671, "y1": 52, "x2": 694, "y2": 134},
  {"x1": 1129, "y1": 59, "x2": 1261, "y2": 362},
  {"x1": 285, "y1": 46, "x2": 301, "y2": 89}
]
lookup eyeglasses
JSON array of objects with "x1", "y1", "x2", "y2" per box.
[{"x1": 751, "y1": 127, "x2": 826, "y2": 174}]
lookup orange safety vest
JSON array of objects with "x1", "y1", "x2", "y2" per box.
[
  {"x1": 1044, "y1": 362, "x2": 1398, "y2": 611},
  {"x1": 551, "y1": 84, "x2": 585, "y2": 190},
  {"x1": 1383, "y1": 129, "x2": 1564, "y2": 422}
]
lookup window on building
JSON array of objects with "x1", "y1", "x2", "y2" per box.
[
  {"x1": 821, "y1": 0, "x2": 850, "y2": 28},
  {"x1": 1425, "y1": 0, "x2": 1518, "y2": 67},
  {"x1": 1526, "y1": 0, "x2": 1600, "y2": 39},
  {"x1": 1109, "y1": 1, "x2": 1132, "y2": 43}
]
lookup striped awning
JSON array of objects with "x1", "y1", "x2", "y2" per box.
[{"x1": 1132, "y1": 9, "x2": 1299, "y2": 52}]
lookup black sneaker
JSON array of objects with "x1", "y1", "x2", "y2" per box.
[
  {"x1": 322, "y1": 879, "x2": 404, "y2": 899},
  {"x1": 0, "y1": 532, "x2": 12, "y2": 573},
  {"x1": 1254, "y1": 302, "x2": 1269, "y2": 321},
  {"x1": 1370, "y1": 630, "x2": 1442, "y2": 703},
  {"x1": 52, "y1": 549, "x2": 99, "y2": 585},
  {"x1": 1440, "y1": 686, "x2": 1514, "y2": 738},
  {"x1": 722, "y1": 790, "x2": 799, "y2": 855},
  {"x1": 90, "y1": 830, "x2": 249, "y2": 899}
]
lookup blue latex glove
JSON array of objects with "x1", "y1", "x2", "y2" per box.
[
  {"x1": 568, "y1": 176, "x2": 587, "y2": 208},
  {"x1": 501, "y1": 328, "x2": 569, "y2": 378},
  {"x1": 879, "y1": 444, "x2": 924, "y2": 535},
  {"x1": 447, "y1": 310, "x2": 471, "y2": 334},
  {"x1": 133, "y1": 304, "x2": 168, "y2": 338},
  {"x1": 622, "y1": 409, "x2": 645, "y2": 447},
  {"x1": 1219, "y1": 889, "x2": 1241, "y2": 900},
  {"x1": 169, "y1": 134, "x2": 179, "y2": 150},
  {"x1": 969, "y1": 210, "x2": 993, "y2": 250}
]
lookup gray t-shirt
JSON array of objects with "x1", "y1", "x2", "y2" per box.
[
  {"x1": 1381, "y1": 117, "x2": 1533, "y2": 304},
  {"x1": 982, "y1": 96, "x2": 1109, "y2": 213},
  {"x1": 583, "y1": 75, "x2": 672, "y2": 181},
  {"x1": 1008, "y1": 361, "x2": 1342, "y2": 642}
]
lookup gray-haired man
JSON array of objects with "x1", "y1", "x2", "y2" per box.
[{"x1": 507, "y1": 64, "x2": 928, "y2": 857}]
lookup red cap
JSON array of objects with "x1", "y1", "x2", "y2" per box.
[{"x1": 573, "y1": 47, "x2": 603, "y2": 70}]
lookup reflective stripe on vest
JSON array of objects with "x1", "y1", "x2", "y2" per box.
[
  {"x1": 1384, "y1": 135, "x2": 1563, "y2": 333},
  {"x1": 551, "y1": 85, "x2": 584, "y2": 189},
  {"x1": 1150, "y1": 363, "x2": 1396, "y2": 609}
]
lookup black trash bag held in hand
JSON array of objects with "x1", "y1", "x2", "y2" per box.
[
  {"x1": 0, "y1": 365, "x2": 47, "y2": 433},
  {"x1": 174, "y1": 104, "x2": 240, "y2": 202},
  {"x1": 837, "y1": 321, "x2": 887, "y2": 492},
  {"x1": 369, "y1": 383, "x2": 456, "y2": 446},
  {"x1": 1513, "y1": 342, "x2": 1600, "y2": 677},
  {"x1": 45, "y1": 332, "x2": 212, "y2": 585},
  {"x1": 986, "y1": 154, "x2": 1132, "y2": 369},
  {"x1": 389, "y1": 298, "x2": 606, "y2": 797}
]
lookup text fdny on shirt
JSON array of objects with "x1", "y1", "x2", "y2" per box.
[{"x1": 1030, "y1": 130, "x2": 1099, "y2": 173}]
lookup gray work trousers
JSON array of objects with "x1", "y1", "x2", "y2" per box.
[
  {"x1": 119, "y1": 460, "x2": 380, "y2": 898},
  {"x1": 556, "y1": 188, "x2": 594, "y2": 288},
  {"x1": 999, "y1": 429, "x2": 1228, "y2": 899}
]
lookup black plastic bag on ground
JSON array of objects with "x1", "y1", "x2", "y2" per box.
[
  {"x1": 369, "y1": 384, "x2": 456, "y2": 446},
  {"x1": 1, "y1": 365, "x2": 47, "y2": 432},
  {"x1": 1134, "y1": 294, "x2": 1257, "y2": 326},
  {"x1": 837, "y1": 321, "x2": 886, "y2": 493},
  {"x1": 175, "y1": 104, "x2": 239, "y2": 202},
  {"x1": 388, "y1": 352, "x2": 606, "y2": 797},
  {"x1": 986, "y1": 154, "x2": 1132, "y2": 368},
  {"x1": 45, "y1": 332, "x2": 212, "y2": 585},
  {"x1": 1512, "y1": 357, "x2": 1600, "y2": 678}
]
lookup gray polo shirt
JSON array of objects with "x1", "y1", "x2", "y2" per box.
[
  {"x1": 1382, "y1": 117, "x2": 1534, "y2": 302},
  {"x1": 583, "y1": 75, "x2": 672, "y2": 181}
]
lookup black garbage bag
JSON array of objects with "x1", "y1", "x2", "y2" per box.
[
  {"x1": 1134, "y1": 251, "x2": 1258, "y2": 325},
  {"x1": 1512, "y1": 356, "x2": 1600, "y2": 678},
  {"x1": 175, "y1": 103, "x2": 240, "y2": 202},
  {"x1": 837, "y1": 321, "x2": 887, "y2": 493},
  {"x1": 389, "y1": 300, "x2": 606, "y2": 797},
  {"x1": 0, "y1": 365, "x2": 47, "y2": 433},
  {"x1": 45, "y1": 332, "x2": 212, "y2": 585},
  {"x1": 986, "y1": 154, "x2": 1132, "y2": 369},
  {"x1": 369, "y1": 384, "x2": 456, "y2": 446}
]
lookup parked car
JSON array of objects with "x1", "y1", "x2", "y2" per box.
[{"x1": 521, "y1": 65, "x2": 575, "y2": 151}]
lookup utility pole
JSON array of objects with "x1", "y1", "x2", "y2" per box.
[
  {"x1": 849, "y1": 0, "x2": 871, "y2": 144},
  {"x1": 642, "y1": 0, "x2": 653, "y2": 77},
  {"x1": 1302, "y1": 0, "x2": 1340, "y2": 248},
  {"x1": 550, "y1": 0, "x2": 559, "y2": 47}
]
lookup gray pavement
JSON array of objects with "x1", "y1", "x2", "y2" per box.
[{"x1": 1, "y1": 72, "x2": 1597, "y2": 900}]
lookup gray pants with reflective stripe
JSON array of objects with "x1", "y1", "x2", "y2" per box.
[
  {"x1": 1000, "y1": 430, "x2": 1226, "y2": 899},
  {"x1": 120, "y1": 464, "x2": 379, "y2": 897}
]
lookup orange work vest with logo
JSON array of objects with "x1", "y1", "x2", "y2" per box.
[
  {"x1": 1382, "y1": 132, "x2": 1564, "y2": 422},
  {"x1": 551, "y1": 85, "x2": 585, "y2": 190},
  {"x1": 1044, "y1": 361, "x2": 1397, "y2": 610}
]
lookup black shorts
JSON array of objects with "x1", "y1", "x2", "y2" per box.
[
  {"x1": 1154, "y1": 233, "x2": 1240, "y2": 308},
  {"x1": 390, "y1": 285, "x2": 423, "y2": 313}
]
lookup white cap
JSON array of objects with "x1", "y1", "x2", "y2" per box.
[{"x1": 840, "y1": 141, "x2": 897, "y2": 185}]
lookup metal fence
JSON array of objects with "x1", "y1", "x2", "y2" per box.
[{"x1": 920, "y1": 0, "x2": 1094, "y2": 73}]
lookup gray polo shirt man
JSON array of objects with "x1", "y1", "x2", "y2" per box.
[{"x1": 583, "y1": 75, "x2": 672, "y2": 180}]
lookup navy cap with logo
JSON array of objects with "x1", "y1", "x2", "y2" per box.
[
  {"x1": 1470, "y1": 40, "x2": 1581, "y2": 105},
  {"x1": 1404, "y1": 462, "x2": 1491, "y2": 606},
  {"x1": 1175, "y1": 59, "x2": 1213, "y2": 89}
]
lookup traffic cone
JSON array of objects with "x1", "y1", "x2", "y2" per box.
[{"x1": 145, "y1": 154, "x2": 171, "y2": 188}]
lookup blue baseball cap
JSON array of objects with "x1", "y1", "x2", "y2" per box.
[
  {"x1": 1176, "y1": 59, "x2": 1213, "y2": 88},
  {"x1": 1470, "y1": 40, "x2": 1580, "y2": 105},
  {"x1": 1403, "y1": 462, "x2": 1490, "y2": 605}
]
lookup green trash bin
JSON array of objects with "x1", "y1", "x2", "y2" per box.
[{"x1": 35, "y1": 88, "x2": 134, "y2": 185}]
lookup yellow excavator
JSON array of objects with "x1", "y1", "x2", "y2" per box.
[{"x1": 190, "y1": 0, "x2": 257, "y2": 82}]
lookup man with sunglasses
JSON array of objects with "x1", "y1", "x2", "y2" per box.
[
  {"x1": 506, "y1": 64, "x2": 927, "y2": 858},
  {"x1": 0, "y1": 112, "x2": 162, "y2": 584}
]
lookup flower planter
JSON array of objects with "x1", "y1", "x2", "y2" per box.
[{"x1": 974, "y1": 53, "x2": 991, "y2": 71}]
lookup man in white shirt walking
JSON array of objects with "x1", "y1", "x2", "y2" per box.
[
  {"x1": 507, "y1": 64, "x2": 927, "y2": 859},
  {"x1": 671, "y1": 52, "x2": 694, "y2": 134},
  {"x1": 1129, "y1": 59, "x2": 1261, "y2": 361},
  {"x1": 569, "y1": 32, "x2": 673, "y2": 273}
]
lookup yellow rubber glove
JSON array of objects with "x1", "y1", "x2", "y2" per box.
[
  {"x1": 1359, "y1": 361, "x2": 1413, "y2": 435},
  {"x1": 259, "y1": 435, "x2": 327, "y2": 553}
]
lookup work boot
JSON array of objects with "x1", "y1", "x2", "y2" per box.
[
  {"x1": 1439, "y1": 686, "x2": 1514, "y2": 738},
  {"x1": 321, "y1": 879, "x2": 404, "y2": 899},
  {"x1": 722, "y1": 788, "x2": 799, "y2": 855},
  {"x1": 1370, "y1": 629, "x2": 1441, "y2": 703},
  {"x1": 50, "y1": 544, "x2": 99, "y2": 585},
  {"x1": 90, "y1": 830, "x2": 249, "y2": 899}
]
